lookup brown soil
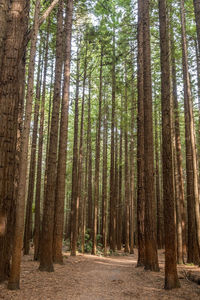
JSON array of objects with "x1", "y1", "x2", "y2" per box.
[{"x1": 0, "y1": 249, "x2": 200, "y2": 300}]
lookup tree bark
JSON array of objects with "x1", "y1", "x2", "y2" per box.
[
  {"x1": 71, "y1": 46, "x2": 80, "y2": 256},
  {"x1": 158, "y1": 0, "x2": 180, "y2": 289},
  {"x1": 53, "y1": 0, "x2": 73, "y2": 264},
  {"x1": 77, "y1": 43, "x2": 87, "y2": 253},
  {"x1": 92, "y1": 47, "x2": 103, "y2": 255},
  {"x1": 129, "y1": 73, "x2": 135, "y2": 255},
  {"x1": 0, "y1": 0, "x2": 29, "y2": 283},
  {"x1": 102, "y1": 97, "x2": 108, "y2": 254},
  {"x1": 155, "y1": 108, "x2": 163, "y2": 250},
  {"x1": 170, "y1": 20, "x2": 186, "y2": 259},
  {"x1": 124, "y1": 63, "x2": 130, "y2": 254},
  {"x1": 33, "y1": 46, "x2": 43, "y2": 261},
  {"x1": 87, "y1": 75, "x2": 93, "y2": 233},
  {"x1": 8, "y1": 0, "x2": 40, "y2": 290},
  {"x1": 39, "y1": 0, "x2": 63, "y2": 272},
  {"x1": 143, "y1": 0, "x2": 159, "y2": 272},
  {"x1": 193, "y1": 0, "x2": 200, "y2": 57},
  {"x1": 137, "y1": 0, "x2": 145, "y2": 267},
  {"x1": 117, "y1": 98, "x2": 123, "y2": 251},
  {"x1": 23, "y1": 42, "x2": 43, "y2": 255},
  {"x1": 0, "y1": 0, "x2": 8, "y2": 69},
  {"x1": 110, "y1": 30, "x2": 116, "y2": 252},
  {"x1": 180, "y1": 0, "x2": 200, "y2": 264}
]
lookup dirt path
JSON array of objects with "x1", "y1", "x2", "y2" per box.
[{"x1": 0, "y1": 250, "x2": 200, "y2": 299}]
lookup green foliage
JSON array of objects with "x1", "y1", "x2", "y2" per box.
[{"x1": 77, "y1": 230, "x2": 103, "y2": 254}]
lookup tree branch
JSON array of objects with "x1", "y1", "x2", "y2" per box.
[
  {"x1": 27, "y1": 0, "x2": 60, "y2": 43},
  {"x1": 39, "y1": 0, "x2": 60, "y2": 27}
]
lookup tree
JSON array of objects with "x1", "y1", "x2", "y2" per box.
[
  {"x1": 193, "y1": 0, "x2": 200, "y2": 56},
  {"x1": 143, "y1": 0, "x2": 159, "y2": 272},
  {"x1": 53, "y1": 0, "x2": 73, "y2": 264},
  {"x1": 92, "y1": 45, "x2": 103, "y2": 255},
  {"x1": 137, "y1": 0, "x2": 145, "y2": 267},
  {"x1": 8, "y1": 0, "x2": 41, "y2": 289},
  {"x1": 158, "y1": 0, "x2": 180, "y2": 289},
  {"x1": 0, "y1": 0, "x2": 29, "y2": 282},
  {"x1": 71, "y1": 45, "x2": 80, "y2": 256},
  {"x1": 39, "y1": 0, "x2": 64, "y2": 272},
  {"x1": 180, "y1": 0, "x2": 200, "y2": 264}
]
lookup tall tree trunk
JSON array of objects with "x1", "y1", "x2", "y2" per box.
[
  {"x1": 25, "y1": 22, "x2": 50, "y2": 256},
  {"x1": 43, "y1": 59, "x2": 54, "y2": 200},
  {"x1": 23, "y1": 42, "x2": 43, "y2": 255},
  {"x1": 117, "y1": 98, "x2": 123, "y2": 251},
  {"x1": 155, "y1": 108, "x2": 163, "y2": 250},
  {"x1": 81, "y1": 143, "x2": 87, "y2": 253},
  {"x1": 53, "y1": 0, "x2": 73, "y2": 264},
  {"x1": 137, "y1": 0, "x2": 145, "y2": 267},
  {"x1": 158, "y1": 0, "x2": 180, "y2": 289},
  {"x1": 39, "y1": 0, "x2": 63, "y2": 272},
  {"x1": 102, "y1": 97, "x2": 108, "y2": 254},
  {"x1": 173, "y1": 134, "x2": 183, "y2": 265},
  {"x1": 8, "y1": 0, "x2": 40, "y2": 290},
  {"x1": 129, "y1": 81, "x2": 135, "y2": 255},
  {"x1": 114, "y1": 121, "x2": 119, "y2": 248},
  {"x1": 170, "y1": 21, "x2": 186, "y2": 259},
  {"x1": 180, "y1": 0, "x2": 200, "y2": 264},
  {"x1": 77, "y1": 43, "x2": 87, "y2": 252},
  {"x1": 110, "y1": 31, "x2": 116, "y2": 252},
  {"x1": 87, "y1": 75, "x2": 93, "y2": 232},
  {"x1": 92, "y1": 47, "x2": 103, "y2": 255},
  {"x1": 71, "y1": 47, "x2": 80, "y2": 256},
  {"x1": 33, "y1": 48, "x2": 43, "y2": 261},
  {"x1": 143, "y1": 0, "x2": 159, "y2": 271},
  {"x1": 193, "y1": 0, "x2": 200, "y2": 57},
  {"x1": 195, "y1": 39, "x2": 200, "y2": 168},
  {"x1": 124, "y1": 64, "x2": 130, "y2": 254},
  {"x1": 0, "y1": 0, "x2": 29, "y2": 283}
]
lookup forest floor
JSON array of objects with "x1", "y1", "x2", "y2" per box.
[{"x1": 0, "y1": 249, "x2": 200, "y2": 300}]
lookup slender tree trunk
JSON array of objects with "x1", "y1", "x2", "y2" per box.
[
  {"x1": 124, "y1": 64, "x2": 130, "y2": 254},
  {"x1": 102, "y1": 97, "x2": 108, "y2": 254},
  {"x1": 137, "y1": 0, "x2": 145, "y2": 267},
  {"x1": 23, "y1": 43, "x2": 43, "y2": 255},
  {"x1": 143, "y1": 0, "x2": 159, "y2": 271},
  {"x1": 8, "y1": 0, "x2": 40, "y2": 290},
  {"x1": 53, "y1": 0, "x2": 73, "y2": 264},
  {"x1": 43, "y1": 59, "x2": 54, "y2": 199},
  {"x1": 92, "y1": 47, "x2": 103, "y2": 255},
  {"x1": 87, "y1": 75, "x2": 93, "y2": 233},
  {"x1": 33, "y1": 48, "x2": 43, "y2": 261},
  {"x1": 170, "y1": 22, "x2": 186, "y2": 259},
  {"x1": 180, "y1": 0, "x2": 200, "y2": 264},
  {"x1": 77, "y1": 44, "x2": 87, "y2": 253},
  {"x1": 155, "y1": 109, "x2": 162, "y2": 250},
  {"x1": 129, "y1": 83, "x2": 135, "y2": 254},
  {"x1": 117, "y1": 98, "x2": 123, "y2": 251},
  {"x1": 39, "y1": 0, "x2": 63, "y2": 272},
  {"x1": 110, "y1": 31, "x2": 116, "y2": 252},
  {"x1": 173, "y1": 135, "x2": 183, "y2": 265},
  {"x1": 193, "y1": 0, "x2": 200, "y2": 57},
  {"x1": 195, "y1": 39, "x2": 200, "y2": 167},
  {"x1": 114, "y1": 122, "x2": 119, "y2": 248},
  {"x1": 159, "y1": 0, "x2": 180, "y2": 289},
  {"x1": 81, "y1": 144, "x2": 87, "y2": 253},
  {"x1": 71, "y1": 47, "x2": 80, "y2": 256}
]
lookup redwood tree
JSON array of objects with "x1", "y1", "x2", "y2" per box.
[{"x1": 158, "y1": 0, "x2": 180, "y2": 289}]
